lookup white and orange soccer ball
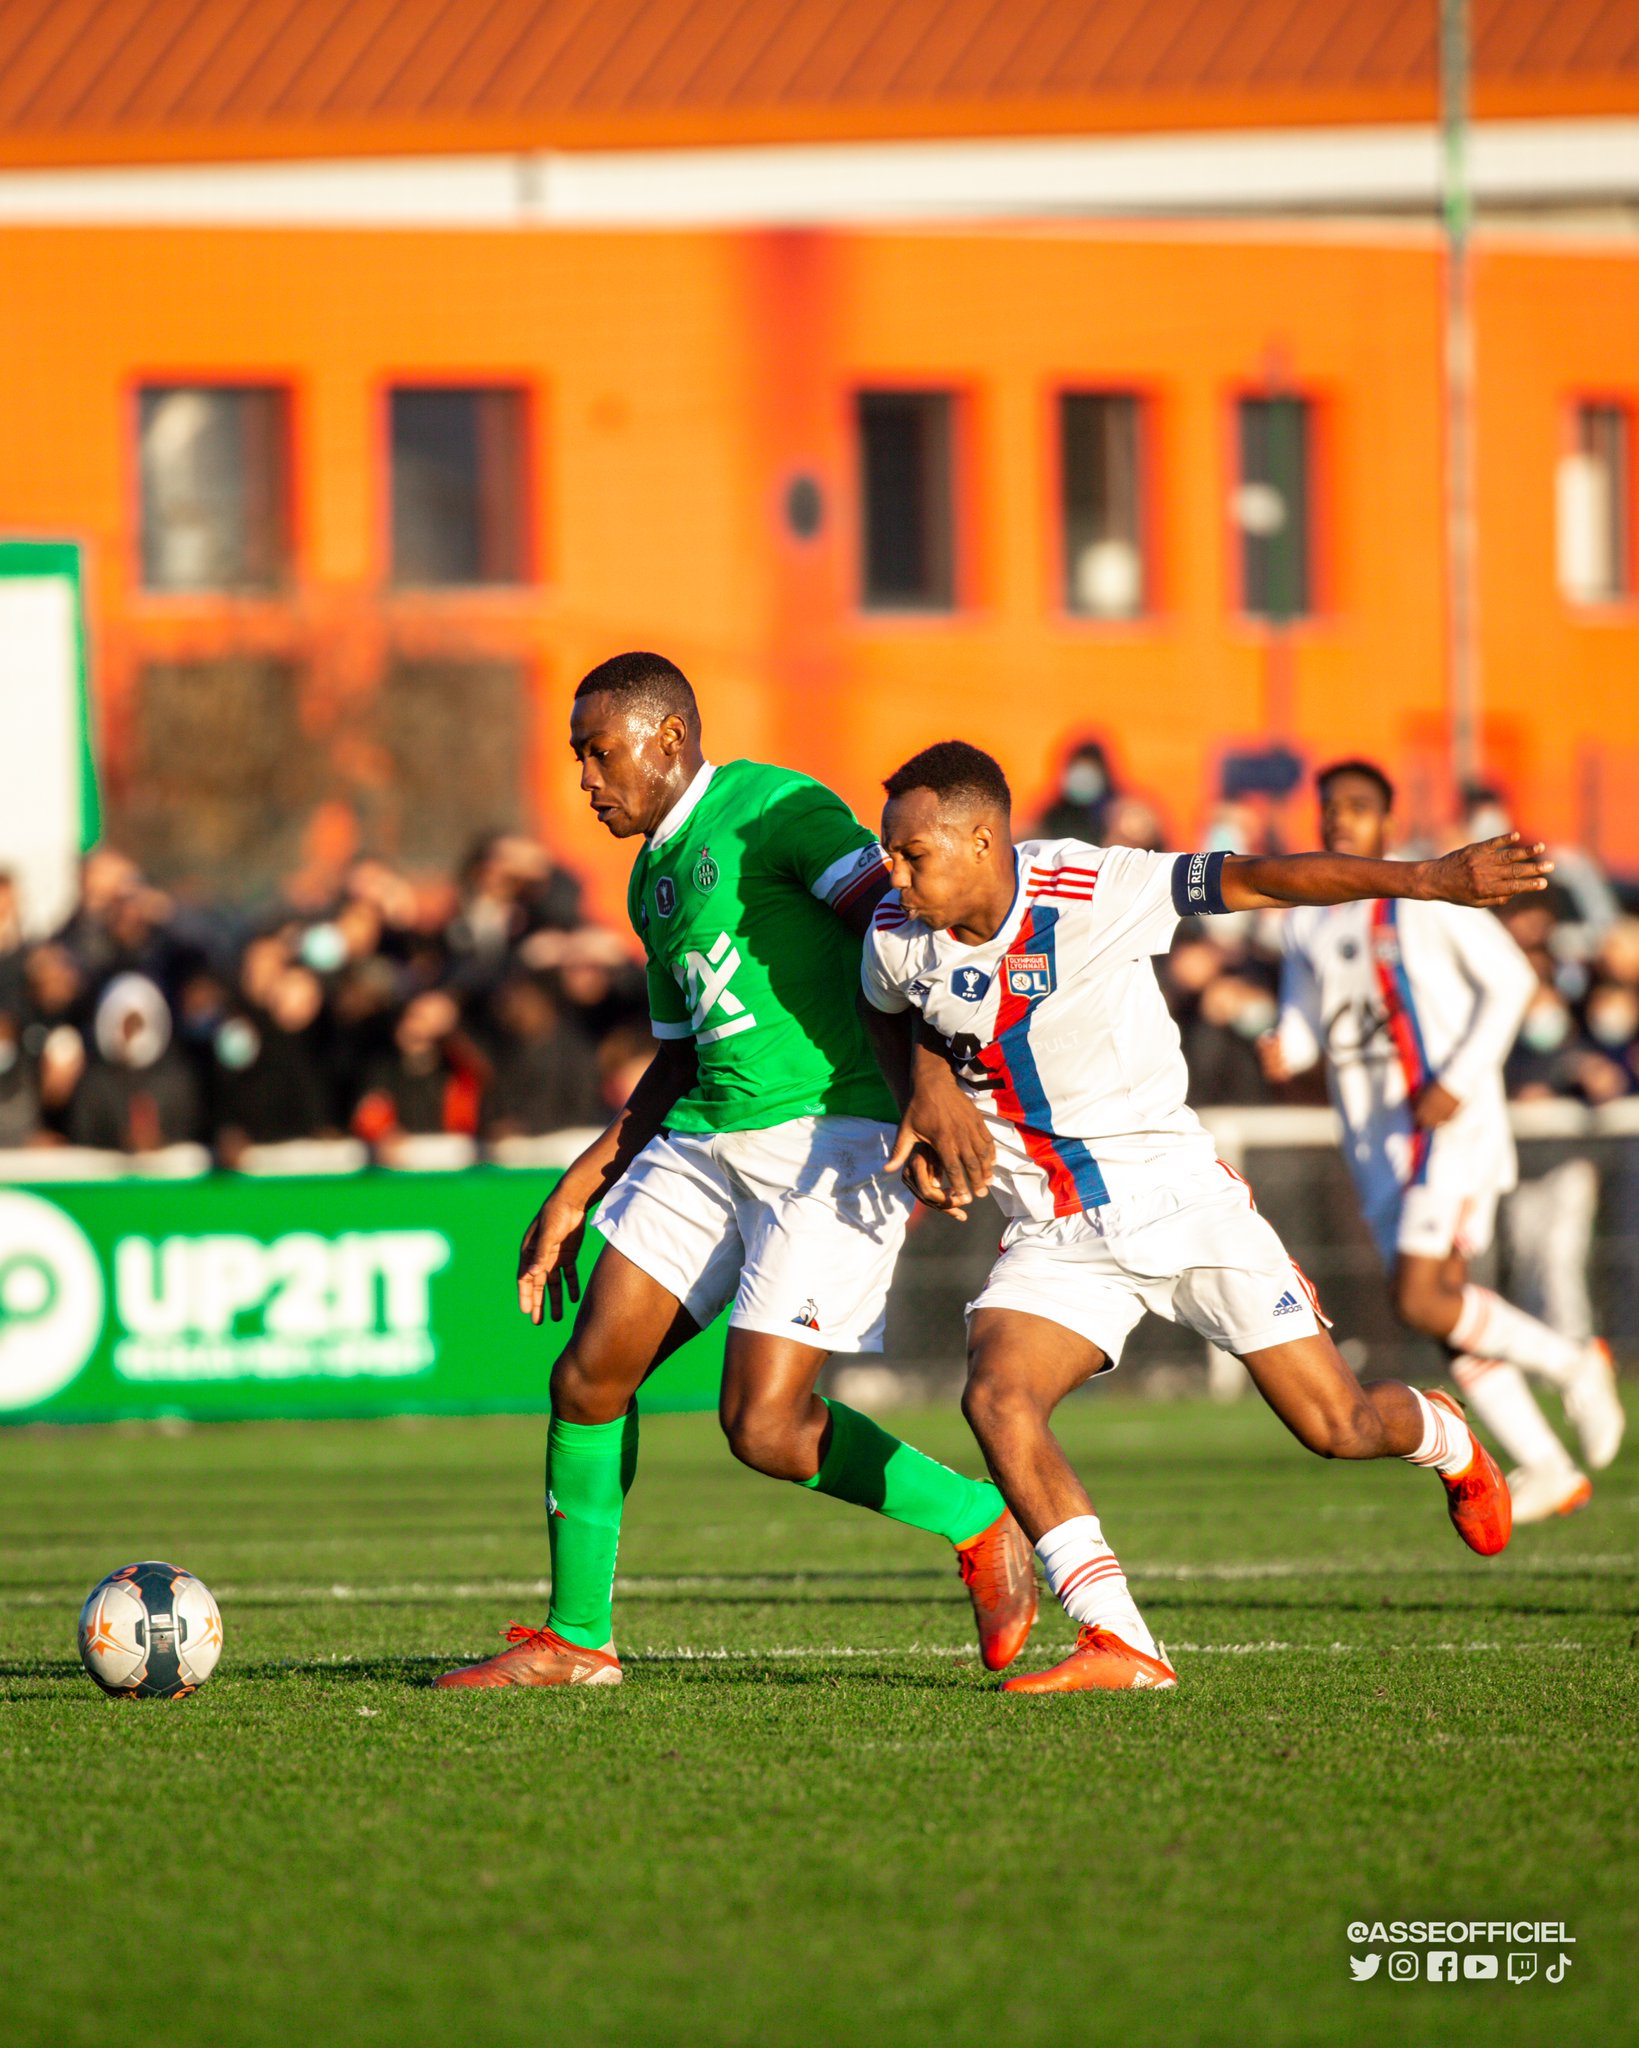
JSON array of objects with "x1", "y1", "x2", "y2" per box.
[{"x1": 77, "y1": 1561, "x2": 223, "y2": 1699}]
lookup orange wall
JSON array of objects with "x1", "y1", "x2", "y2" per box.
[{"x1": 0, "y1": 219, "x2": 1635, "y2": 916}]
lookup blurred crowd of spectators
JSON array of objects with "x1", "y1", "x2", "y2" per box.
[
  {"x1": 2, "y1": 762, "x2": 1636, "y2": 1168},
  {"x1": 0, "y1": 837, "x2": 653, "y2": 1165}
]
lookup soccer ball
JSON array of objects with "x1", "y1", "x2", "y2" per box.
[{"x1": 78, "y1": 1561, "x2": 223, "y2": 1699}]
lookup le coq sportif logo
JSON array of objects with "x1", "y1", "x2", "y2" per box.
[{"x1": 0, "y1": 1189, "x2": 105, "y2": 1410}]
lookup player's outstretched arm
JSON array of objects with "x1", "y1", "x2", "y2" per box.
[
  {"x1": 517, "y1": 1038, "x2": 698, "y2": 1325},
  {"x1": 1219, "y1": 833, "x2": 1553, "y2": 914}
]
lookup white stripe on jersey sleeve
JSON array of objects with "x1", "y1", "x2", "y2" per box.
[
  {"x1": 812, "y1": 843, "x2": 889, "y2": 910},
  {"x1": 649, "y1": 1019, "x2": 694, "y2": 1040}
]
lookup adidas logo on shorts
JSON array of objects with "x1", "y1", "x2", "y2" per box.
[{"x1": 1272, "y1": 1290, "x2": 1303, "y2": 1316}]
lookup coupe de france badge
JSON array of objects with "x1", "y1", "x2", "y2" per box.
[
  {"x1": 694, "y1": 847, "x2": 719, "y2": 894},
  {"x1": 953, "y1": 966, "x2": 992, "y2": 1002},
  {"x1": 1005, "y1": 953, "x2": 1053, "y2": 999},
  {"x1": 655, "y1": 875, "x2": 677, "y2": 919}
]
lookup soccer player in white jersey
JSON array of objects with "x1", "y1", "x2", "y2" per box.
[
  {"x1": 1259, "y1": 760, "x2": 1624, "y2": 1523},
  {"x1": 860, "y1": 741, "x2": 1554, "y2": 1695}
]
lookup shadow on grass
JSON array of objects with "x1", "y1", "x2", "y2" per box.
[
  {"x1": 0, "y1": 1651, "x2": 978, "y2": 1691},
  {"x1": 258, "y1": 1651, "x2": 993, "y2": 1692}
]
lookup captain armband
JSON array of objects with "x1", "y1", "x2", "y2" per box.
[{"x1": 1170, "y1": 849, "x2": 1231, "y2": 917}]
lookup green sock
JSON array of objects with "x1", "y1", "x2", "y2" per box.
[
  {"x1": 545, "y1": 1409, "x2": 639, "y2": 1649},
  {"x1": 802, "y1": 1399, "x2": 1000, "y2": 1546}
]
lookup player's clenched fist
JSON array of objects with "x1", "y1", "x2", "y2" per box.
[
  {"x1": 884, "y1": 1044, "x2": 995, "y2": 1221},
  {"x1": 517, "y1": 1188, "x2": 587, "y2": 1325},
  {"x1": 1421, "y1": 831, "x2": 1554, "y2": 908}
]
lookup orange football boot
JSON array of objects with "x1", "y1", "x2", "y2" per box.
[
  {"x1": 433, "y1": 1623, "x2": 623, "y2": 1689},
  {"x1": 1002, "y1": 1625, "x2": 1178, "y2": 1695},
  {"x1": 955, "y1": 1509, "x2": 1039, "y2": 1671},
  {"x1": 1426, "y1": 1389, "x2": 1513, "y2": 1557}
]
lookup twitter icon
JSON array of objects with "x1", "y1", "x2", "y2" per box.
[{"x1": 1349, "y1": 1955, "x2": 1382, "y2": 1982}]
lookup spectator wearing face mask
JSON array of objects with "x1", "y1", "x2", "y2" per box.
[
  {"x1": 1575, "y1": 980, "x2": 1639, "y2": 1102},
  {"x1": 214, "y1": 963, "x2": 334, "y2": 1164},
  {"x1": 20, "y1": 944, "x2": 92, "y2": 1139},
  {"x1": 1161, "y1": 928, "x2": 1279, "y2": 1107},
  {"x1": 1034, "y1": 740, "x2": 1116, "y2": 843},
  {"x1": 68, "y1": 973, "x2": 202, "y2": 1153},
  {"x1": 1505, "y1": 984, "x2": 1586, "y2": 1100}
]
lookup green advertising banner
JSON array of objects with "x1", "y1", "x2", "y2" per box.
[{"x1": 0, "y1": 1170, "x2": 726, "y2": 1425}]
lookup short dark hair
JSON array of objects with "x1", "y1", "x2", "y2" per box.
[
  {"x1": 575, "y1": 651, "x2": 698, "y2": 729},
  {"x1": 884, "y1": 740, "x2": 1011, "y2": 816},
  {"x1": 1316, "y1": 757, "x2": 1395, "y2": 812}
]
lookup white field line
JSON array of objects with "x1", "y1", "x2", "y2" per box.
[
  {"x1": 267, "y1": 1639, "x2": 1607, "y2": 1664},
  {"x1": 621, "y1": 1640, "x2": 1606, "y2": 1661},
  {"x1": 10, "y1": 1553, "x2": 1635, "y2": 1608}
]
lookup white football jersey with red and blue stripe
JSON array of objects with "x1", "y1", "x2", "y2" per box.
[
  {"x1": 861, "y1": 839, "x2": 1222, "y2": 1223},
  {"x1": 1275, "y1": 895, "x2": 1535, "y2": 1192}
]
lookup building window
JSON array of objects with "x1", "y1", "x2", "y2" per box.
[
  {"x1": 1061, "y1": 392, "x2": 1145, "y2": 617},
  {"x1": 1234, "y1": 396, "x2": 1311, "y2": 620},
  {"x1": 138, "y1": 386, "x2": 287, "y2": 592},
  {"x1": 113, "y1": 660, "x2": 312, "y2": 886},
  {"x1": 1558, "y1": 403, "x2": 1630, "y2": 604},
  {"x1": 390, "y1": 387, "x2": 528, "y2": 587},
  {"x1": 375, "y1": 661, "x2": 528, "y2": 866},
  {"x1": 858, "y1": 391, "x2": 954, "y2": 610}
]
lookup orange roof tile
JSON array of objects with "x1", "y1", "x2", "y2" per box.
[{"x1": 0, "y1": 0, "x2": 1633, "y2": 168}]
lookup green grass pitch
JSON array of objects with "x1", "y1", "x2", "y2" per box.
[{"x1": 2, "y1": 1392, "x2": 1634, "y2": 2047}]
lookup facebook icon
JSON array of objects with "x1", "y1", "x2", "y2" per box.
[{"x1": 1427, "y1": 1952, "x2": 1459, "y2": 1983}]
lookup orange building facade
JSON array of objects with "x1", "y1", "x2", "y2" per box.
[{"x1": 3, "y1": 217, "x2": 1637, "y2": 909}]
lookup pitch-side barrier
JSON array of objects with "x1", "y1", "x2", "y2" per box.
[{"x1": 3, "y1": 1101, "x2": 1634, "y2": 1421}]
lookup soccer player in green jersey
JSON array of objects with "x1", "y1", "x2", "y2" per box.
[{"x1": 437, "y1": 652, "x2": 1036, "y2": 1688}]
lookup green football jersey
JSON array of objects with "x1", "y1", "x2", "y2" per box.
[{"x1": 626, "y1": 759, "x2": 897, "y2": 1133}]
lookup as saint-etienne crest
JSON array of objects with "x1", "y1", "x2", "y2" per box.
[{"x1": 693, "y1": 846, "x2": 720, "y2": 894}]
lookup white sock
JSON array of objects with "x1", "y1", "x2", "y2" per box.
[
  {"x1": 1450, "y1": 1356, "x2": 1574, "y2": 1475},
  {"x1": 1036, "y1": 1515, "x2": 1158, "y2": 1659},
  {"x1": 1404, "y1": 1389, "x2": 1476, "y2": 1476},
  {"x1": 1450, "y1": 1286, "x2": 1582, "y2": 1384}
]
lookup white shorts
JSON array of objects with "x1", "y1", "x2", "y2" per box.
[
  {"x1": 595, "y1": 1115, "x2": 915, "y2": 1354},
  {"x1": 967, "y1": 1159, "x2": 1325, "y2": 1368},
  {"x1": 1351, "y1": 1113, "x2": 1516, "y2": 1265}
]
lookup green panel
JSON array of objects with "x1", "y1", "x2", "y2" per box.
[
  {"x1": 0, "y1": 1169, "x2": 724, "y2": 1425},
  {"x1": 0, "y1": 538, "x2": 99, "y2": 845}
]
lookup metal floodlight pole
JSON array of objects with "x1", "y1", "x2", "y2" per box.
[{"x1": 1442, "y1": 0, "x2": 1482, "y2": 797}]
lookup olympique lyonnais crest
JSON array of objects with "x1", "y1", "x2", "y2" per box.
[
  {"x1": 1004, "y1": 953, "x2": 1053, "y2": 999},
  {"x1": 694, "y1": 847, "x2": 719, "y2": 893},
  {"x1": 655, "y1": 875, "x2": 678, "y2": 919}
]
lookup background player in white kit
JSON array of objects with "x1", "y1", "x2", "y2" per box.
[
  {"x1": 862, "y1": 742, "x2": 1554, "y2": 1695},
  {"x1": 1259, "y1": 761, "x2": 1624, "y2": 1523}
]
